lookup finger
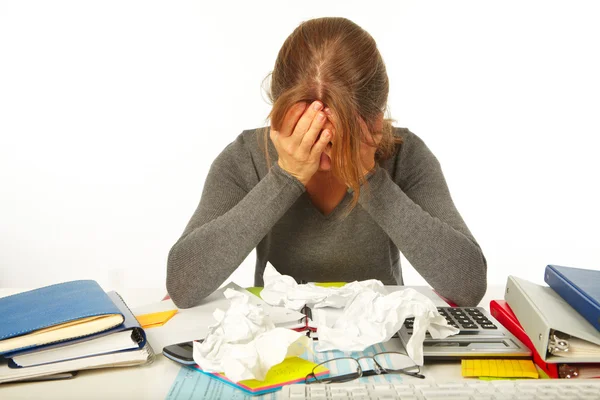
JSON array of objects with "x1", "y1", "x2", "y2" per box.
[
  {"x1": 309, "y1": 129, "x2": 331, "y2": 159},
  {"x1": 323, "y1": 108, "x2": 337, "y2": 141},
  {"x1": 322, "y1": 120, "x2": 335, "y2": 143},
  {"x1": 323, "y1": 107, "x2": 336, "y2": 125},
  {"x1": 291, "y1": 100, "x2": 324, "y2": 143},
  {"x1": 299, "y1": 110, "x2": 327, "y2": 154},
  {"x1": 279, "y1": 102, "x2": 307, "y2": 137}
]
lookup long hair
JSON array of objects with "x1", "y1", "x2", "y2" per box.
[{"x1": 262, "y1": 17, "x2": 402, "y2": 212}]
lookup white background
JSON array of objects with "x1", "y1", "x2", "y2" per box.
[{"x1": 1, "y1": 1, "x2": 599, "y2": 291}]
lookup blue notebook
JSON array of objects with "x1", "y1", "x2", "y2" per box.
[
  {"x1": 545, "y1": 265, "x2": 600, "y2": 332},
  {"x1": 4, "y1": 291, "x2": 148, "y2": 367},
  {"x1": 0, "y1": 280, "x2": 125, "y2": 354}
]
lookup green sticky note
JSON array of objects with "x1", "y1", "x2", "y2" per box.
[
  {"x1": 245, "y1": 287, "x2": 263, "y2": 299},
  {"x1": 314, "y1": 282, "x2": 346, "y2": 288}
]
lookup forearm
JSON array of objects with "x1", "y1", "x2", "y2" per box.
[
  {"x1": 358, "y1": 168, "x2": 487, "y2": 306},
  {"x1": 167, "y1": 164, "x2": 305, "y2": 308}
]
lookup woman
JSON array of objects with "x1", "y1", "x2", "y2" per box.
[{"x1": 166, "y1": 17, "x2": 487, "y2": 308}]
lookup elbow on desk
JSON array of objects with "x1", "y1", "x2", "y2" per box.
[
  {"x1": 458, "y1": 275, "x2": 487, "y2": 307},
  {"x1": 166, "y1": 278, "x2": 197, "y2": 309},
  {"x1": 447, "y1": 256, "x2": 488, "y2": 307},
  {"x1": 166, "y1": 239, "x2": 232, "y2": 309},
  {"x1": 166, "y1": 245, "x2": 207, "y2": 309},
  {"x1": 438, "y1": 275, "x2": 487, "y2": 307},
  {"x1": 166, "y1": 277, "x2": 221, "y2": 309},
  {"x1": 166, "y1": 269, "x2": 216, "y2": 309}
]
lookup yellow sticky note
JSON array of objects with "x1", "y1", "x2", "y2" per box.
[
  {"x1": 240, "y1": 357, "x2": 328, "y2": 390},
  {"x1": 135, "y1": 309, "x2": 178, "y2": 329},
  {"x1": 204, "y1": 357, "x2": 329, "y2": 393},
  {"x1": 462, "y1": 359, "x2": 539, "y2": 379}
]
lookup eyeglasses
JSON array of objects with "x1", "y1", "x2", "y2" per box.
[{"x1": 305, "y1": 351, "x2": 425, "y2": 384}]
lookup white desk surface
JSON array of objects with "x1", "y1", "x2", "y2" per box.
[{"x1": 0, "y1": 285, "x2": 504, "y2": 400}]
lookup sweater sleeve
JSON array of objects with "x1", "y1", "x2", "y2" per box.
[
  {"x1": 166, "y1": 134, "x2": 305, "y2": 308},
  {"x1": 357, "y1": 131, "x2": 487, "y2": 306}
]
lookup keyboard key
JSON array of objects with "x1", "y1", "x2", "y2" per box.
[
  {"x1": 288, "y1": 385, "x2": 306, "y2": 398},
  {"x1": 420, "y1": 388, "x2": 475, "y2": 396},
  {"x1": 436, "y1": 383, "x2": 466, "y2": 388},
  {"x1": 331, "y1": 383, "x2": 368, "y2": 391},
  {"x1": 581, "y1": 384, "x2": 600, "y2": 389},
  {"x1": 396, "y1": 391, "x2": 418, "y2": 397},
  {"x1": 392, "y1": 384, "x2": 415, "y2": 391},
  {"x1": 369, "y1": 389, "x2": 396, "y2": 397},
  {"x1": 330, "y1": 388, "x2": 351, "y2": 394}
]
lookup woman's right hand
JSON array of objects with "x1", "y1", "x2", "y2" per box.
[{"x1": 270, "y1": 100, "x2": 332, "y2": 186}]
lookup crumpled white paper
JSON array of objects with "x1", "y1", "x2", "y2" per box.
[
  {"x1": 193, "y1": 288, "x2": 310, "y2": 382},
  {"x1": 260, "y1": 264, "x2": 388, "y2": 310},
  {"x1": 260, "y1": 264, "x2": 459, "y2": 365}
]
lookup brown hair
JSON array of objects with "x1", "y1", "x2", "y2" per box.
[{"x1": 262, "y1": 17, "x2": 402, "y2": 211}]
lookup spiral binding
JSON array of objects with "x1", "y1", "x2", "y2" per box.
[{"x1": 113, "y1": 291, "x2": 156, "y2": 365}]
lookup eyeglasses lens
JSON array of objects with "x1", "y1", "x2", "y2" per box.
[{"x1": 313, "y1": 357, "x2": 361, "y2": 383}]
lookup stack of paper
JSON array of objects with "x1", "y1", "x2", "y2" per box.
[{"x1": 0, "y1": 280, "x2": 154, "y2": 384}]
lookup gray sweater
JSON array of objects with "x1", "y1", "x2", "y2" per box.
[{"x1": 166, "y1": 127, "x2": 487, "y2": 308}]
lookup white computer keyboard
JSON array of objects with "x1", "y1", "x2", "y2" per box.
[{"x1": 280, "y1": 380, "x2": 600, "y2": 399}]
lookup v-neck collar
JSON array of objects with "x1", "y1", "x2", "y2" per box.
[{"x1": 303, "y1": 190, "x2": 352, "y2": 220}]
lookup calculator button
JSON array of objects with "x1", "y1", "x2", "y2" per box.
[{"x1": 481, "y1": 324, "x2": 498, "y2": 329}]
